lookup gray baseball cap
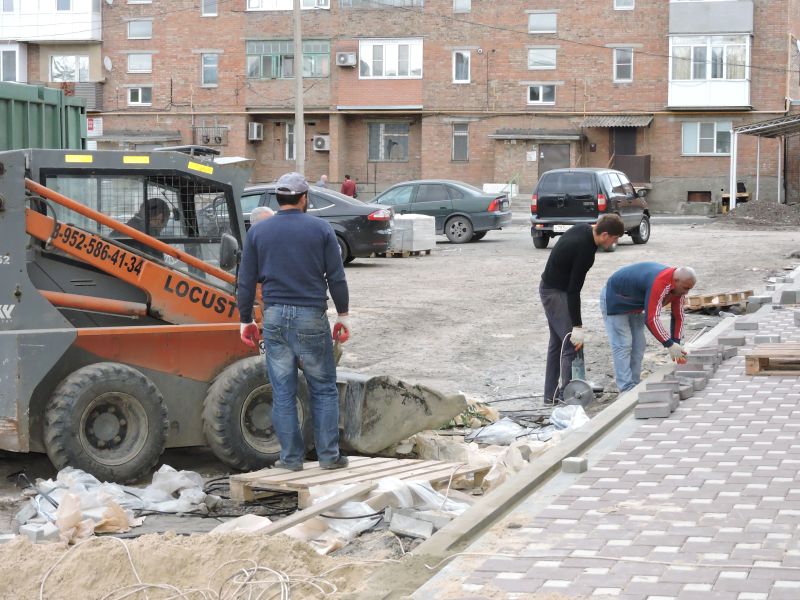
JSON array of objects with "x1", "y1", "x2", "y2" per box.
[{"x1": 276, "y1": 172, "x2": 309, "y2": 195}]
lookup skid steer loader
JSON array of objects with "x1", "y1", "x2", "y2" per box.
[{"x1": 0, "y1": 148, "x2": 464, "y2": 482}]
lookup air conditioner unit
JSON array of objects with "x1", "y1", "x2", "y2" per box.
[
  {"x1": 313, "y1": 134, "x2": 331, "y2": 151},
  {"x1": 336, "y1": 52, "x2": 357, "y2": 67},
  {"x1": 248, "y1": 122, "x2": 263, "y2": 142}
]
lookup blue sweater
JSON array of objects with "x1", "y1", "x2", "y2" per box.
[{"x1": 236, "y1": 209, "x2": 349, "y2": 322}]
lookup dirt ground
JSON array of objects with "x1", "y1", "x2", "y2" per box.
[{"x1": 0, "y1": 220, "x2": 798, "y2": 599}]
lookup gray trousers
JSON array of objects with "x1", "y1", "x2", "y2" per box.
[{"x1": 539, "y1": 281, "x2": 577, "y2": 403}]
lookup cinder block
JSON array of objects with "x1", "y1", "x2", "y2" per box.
[
  {"x1": 734, "y1": 320, "x2": 759, "y2": 331},
  {"x1": 637, "y1": 389, "x2": 674, "y2": 404},
  {"x1": 562, "y1": 456, "x2": 589, "y2": 474},
  {"x1": 635, "y1": 402, "x2": 672, "y2": 419},
  {"x1": 754, "y1": 334, "x2": 781, "y2": 344},
  {"x1": 721, "y1": 346, "x2": 738, "y2": 360},
  {"x1": 678, "y1": 383, "x2": 693, "y2": 400},
  {"x1": 780, "y1": 290, "x2": 798, "y2": 304},
  {"x1": 389, "y1": 513, "x2": 434, "y2": 539},
  {"x1": 718, "y1": 334, "x2": 746, "y2": 346}
]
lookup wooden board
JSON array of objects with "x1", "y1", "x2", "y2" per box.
[
  {"x1": 745, "y1": 343, "x2": 800, "y2": 375},
  {"x1": 229, "y1": 456, "x2": 489, "y2": 507},
  {"x1": 687, "y1": 290, "x2": 753, "y2": 311}
]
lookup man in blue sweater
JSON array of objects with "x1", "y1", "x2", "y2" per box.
[{"x1": 237, "y1": 172, "x2": 350, "y2": 471}]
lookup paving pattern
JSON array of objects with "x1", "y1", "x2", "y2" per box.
[{"x1": 415, "y1": 307, "x2": 800, "y2": 599}]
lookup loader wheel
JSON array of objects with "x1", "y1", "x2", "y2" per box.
[
  {"x1": 203, "y1": 357, "x2": 313, "y2": 471},
  {"x1": 44, "y1": 362, "x2": 168, "y2": 483}
]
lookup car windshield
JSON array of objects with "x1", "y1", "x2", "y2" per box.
[{"x1": 538, "y1": 172, "x2": 595, "y2": 194}]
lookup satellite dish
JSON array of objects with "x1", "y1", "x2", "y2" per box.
[{"x1": 103, "y1": 56, "x2": 112, "y2": 72}]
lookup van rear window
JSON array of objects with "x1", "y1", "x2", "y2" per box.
[{"x1": 538, "y1": 172, "x2": 596, "y2": 195}]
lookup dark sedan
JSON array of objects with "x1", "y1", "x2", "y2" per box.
[
  {"x1": 372, "y1": 179, "x2": 512, "y2": 243},
  {"x1": 241, "y1": 184, "x2": 393, "y2": 263}
]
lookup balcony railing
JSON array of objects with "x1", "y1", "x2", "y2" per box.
[
  {"x1": 613, "y1": 154, "x2": 651, "y2": 184},
  {"x1": 48, "y1": 82, "x2": 103, "y2": 112}
]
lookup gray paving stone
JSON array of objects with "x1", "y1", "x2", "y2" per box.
[
  {"x1": 734, "y1": 320, "x2": 759, "y2": 331},
  {"x1": 635, "y1": 402, "x2": 672, "y2": 418},
  {"x1": 718, "y1": 334, "x2": 746, "y2": 346}
]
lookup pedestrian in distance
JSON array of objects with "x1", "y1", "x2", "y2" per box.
[
  {"x1": 250, "y1": 206, "x2": 274, "y2": 225},
  {"x1": 316, "y1": 174, "x2": 328, "y2": 188},
  {"x1": 237, "y1": 172, "x2": 351, "y2": 472},
  {"x1": 340, "y1": 174, "x2": 356, "y2": 198},
  {"x1": 601, "y1": 263, "x2": 696, "y2": 393},
  {"x1": 539, "y1": 214, "x2": 625, "y2": 404}
]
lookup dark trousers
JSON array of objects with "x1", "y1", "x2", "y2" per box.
[{"x1": 539, "y1": 281, "x2": 577, "y2": 403}]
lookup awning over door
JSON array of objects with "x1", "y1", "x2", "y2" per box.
[
  {"x1": 489, "y1": 128, "x2": 583, "y2": 141},
  {"x1": 581, "y1": 115, "x2": 653, "y2": 128}
]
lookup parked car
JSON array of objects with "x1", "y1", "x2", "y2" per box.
[
  {"x1": 372, "y1": 179, "x2": 512, "y2": 243},
  {"x1": 530, "y1": 168, "x2": 650, "y2": 249},
  {"x1": 239, "y1": 184, "x2": 393, "y2": 263}
]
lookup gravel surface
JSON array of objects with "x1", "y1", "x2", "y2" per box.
[{"x1": 719, "y1": 198, "x2": 800, "y2": 227}]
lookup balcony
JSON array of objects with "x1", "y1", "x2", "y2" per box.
[
  {"x1": 612, "y1": 154, "x2": 650, "y2": 184},
  {"x1": 669, "y1": 1, "x2": 753, "y2": 35},
  {"x1": 47, "y1": 82, "x2": 103, "y2": 112},
  {"x1": 668, "y1": 80, "x2": 750, "y2": 109},
  {"x1": 0, "y1": 1, "x2": 101, "y2": 42}
]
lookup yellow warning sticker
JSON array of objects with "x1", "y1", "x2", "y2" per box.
[
  {"x1": 187, "y1": 161, "x2": 214, "y2": 175},
  {"x1": 123, "y1": 156, "x2": 150, "y2": 164},
  {"x1": 65, "y1": 155, "x2": 93, "y2": 163}
]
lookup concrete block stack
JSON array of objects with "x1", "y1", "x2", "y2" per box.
[{"x1": 389, "y1": 214, "x2": 436, "y2": 253}]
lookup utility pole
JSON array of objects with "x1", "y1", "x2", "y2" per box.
[{"x1": 293, "y1": 0, "x2": 305, "y2": 175}]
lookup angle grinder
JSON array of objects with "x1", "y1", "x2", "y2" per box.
[{"x1": 560, "y1": 348, "x2": 603, "y2": 408}]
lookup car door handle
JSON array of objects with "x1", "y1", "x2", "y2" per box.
[{"x1": 439, "y1": 206, "x2": 447, "y2": 209}]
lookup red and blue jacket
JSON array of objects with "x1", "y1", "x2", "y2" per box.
[{"x1": 604, "y1": 262, "x2": 685, "y2": 347}]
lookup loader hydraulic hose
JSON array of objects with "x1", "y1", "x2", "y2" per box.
[{"x1": 25, "y1": 179, "x2": 236, "y2": 285}]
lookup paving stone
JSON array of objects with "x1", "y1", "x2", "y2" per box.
[
  {"x1": 779, "y1": 290, "x2": 798, "y2": 304},
  {"x1": 754, "y1": 334, "x2": 781, "y2": 344},
  {"x1": 721, "y1": 346, "x2": 739, "y2": 360},
  {"x1": 638, "y1": 390, "x2": 675, "y2": 404},
  {"x1": 562, "y1": 456, "x2": 588, "y2": 474},
  {"x1": 635, "y1": 402, "x2": 672, "y2": 419},
  {"x1": 793, "y1": 311, "x2": 800, "y2": 326},
  {"x1": 734, "y1": 320, "x2": 759, "y2": 331}
]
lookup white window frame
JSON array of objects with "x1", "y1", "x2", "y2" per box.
[
  {"x1": 49, "y1": 55, "x2": 89, "y2": 82},
  {"x1": 127, "y1": 86, "x2": 152, "y2": 106},
  {"x1": 127, "y1": 0, "x2": 152, "y2": 3},
  {"x1": 527, "y1": 84, "x2": 556, "y2": 105},
  {"x1": 201, "y1": 53, "x2": 219, "y2": 86},
  {"x1": 528, "y1": 12, "x2": 557, "y2": 34},
  {"x1": 248, "y1": 0, "x2": 330, "y2": 10},
  {"x1": 127, "y1": 53, "x2": 152, "y2": 74},
  {"x1": 681, "y1": 121, "x2": 732, "y2": 156},
  {"x1": 202, "y1": 0, "x2": 218, "y2": 16},
  {"x1": 0, "y1": 49, "x2": 17, "y2": 82},
  {"x1": 359, "y1": 39, "x2": 423, "y2": 79},
  {"x1": 614, "y1": 0, "x2": 634, "y2": 9},
  {"x1": 286, "y1": 122, "x2": 295, "y2": 160},
  {"x1": 613, "y1": 48, "x2": 633, "y2": 82},
  {"x1": 452, "y1": 50, "x2": 470, "y2": 84},
  {"x1": 453, "y1": 0, "x2": 470, "y2": 12},
  {"x1": 127, "y1": 20, "x2": 152, "y2": 40},
  {"x1": 528, "y1": 48, "x2": 557, "y2": 70},
  {"x1": 670, "y1": 35, "x2": 749, "y2": 82},
  {"x1": 452, "y1": 122, "x2": 469, "y2": 161}
]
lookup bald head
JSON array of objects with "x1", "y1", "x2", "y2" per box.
[
  {"x1": 673, "y1": 267, "x2": 697, "y2": 295},
  {"x1": 250, "y1": 206, "x2": 274, "y2": 225}
]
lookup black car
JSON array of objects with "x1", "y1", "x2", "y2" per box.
[
  {"x1": 373, "y1": 179, "x2": 512, "y2": 243},
  {"x1": 241, "y1": 184, "x2": 393, "y2": 263},
  {"x1": 530, "y1": 168, "x2": 650, "y2": 249}
]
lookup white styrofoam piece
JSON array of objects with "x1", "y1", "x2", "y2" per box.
[{"x1": 390, "y1": 214, "x2": 436, "y2": 252}]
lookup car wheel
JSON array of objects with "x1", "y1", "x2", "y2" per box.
[
  {"x1": 470, "y1": 232, "x2": 487, "y2": 242},
  {"x1": 630, "y1": 215, "x2": 650, "y2": 245},
  {"x1": 532, "y1": 234, "x2": 550, "y2": 249},
  {"x1": 445, "y1": 216, "x2": 474, "y2": 244},
  {"x1": 336, "y1": 235, "x2": 354, "y2": 263}
]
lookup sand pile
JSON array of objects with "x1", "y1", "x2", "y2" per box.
[{"x1": 0, "y1": 531, "x2": 386, "y2": 599}]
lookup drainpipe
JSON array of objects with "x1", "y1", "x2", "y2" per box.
[{"x1": 729, "y1": 132, "x2": 738, "y2": 210}]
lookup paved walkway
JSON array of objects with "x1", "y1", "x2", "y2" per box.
[{"x1": 415, "y1": 307, "x2": 800, "y2": 599}]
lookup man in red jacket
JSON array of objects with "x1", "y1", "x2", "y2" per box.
[{"x1": 340, "y1": 174, "x2": 356, "y2": 197}]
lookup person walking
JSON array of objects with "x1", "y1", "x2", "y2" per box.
[
  {"x1": 539, "y1": 214, "x2": 624, "y2": 404},
  {"x1": 601, "y1": 263, "x2": 696, "y2": 393},
  {"x1": 237, "y1": 172, "x2": 351, "y2": 472},
  {"x1": 340, "y1": 174, "x2": 356, "y2": 197},
  {"x1": 316, "y1": 174, "x2": 328, "y2": 188}
]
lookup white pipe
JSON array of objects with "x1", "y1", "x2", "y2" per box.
[
  {"x1": 755, "y1": 136, "x2": 760, "y2": 202},
  {"x1": 729, "y1": 132, "x2": 738, "y2": 211},
  {"x1": 777, "y1": 136, "x2": 783, "y2": 204}
]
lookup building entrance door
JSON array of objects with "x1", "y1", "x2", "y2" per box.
[
  {"x1": 611, "y1": 128, "x2": 636, "y2": 156},
  {"x1": 538, "y1": 144, "x2": 570, "y2": 177}
]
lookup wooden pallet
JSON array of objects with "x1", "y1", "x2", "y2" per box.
[
  {"x1": 229, "y1": 456, "x2": 489, "y2": 507},
  {"x1": 745, "y1": 343, "x2": 800, "y2": 375},
  {"x1": 686, "y1": 290, "x2": 753, "y2": 311},
  {"x1": 373, "y1": 249, "x2": 432, "y2": 258}
]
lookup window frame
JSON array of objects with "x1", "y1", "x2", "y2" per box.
[
  {"x1": 49, "y1": 55, "x2": 89, "y2": 82},
  {"x1": 453, "y1": 0, "x2": 470, "y2": 12},
  {"x1": 613, "y1": 47, "x2": 633, "y2": 82},
  {"x1": 359, "y1": 38, "x2": 423, "y2": 80},
  {"x1": 368, "y1": 122, "x2": 410, "y2": 162},
  {"x1": 528, "y1": 47, "x2": 557, "y2": 70},
  {"x1": 452, "y1": 122, "x2": 469, "y2": 162},
  {"x1": 201, "y1": 53, "x2": 219, "y2": 87},
  {"x1": 614, "y1": 0, "x2": 634, "y2": 9},
  {"x1": 1, "y1": 0, "x2": 15, "y2": 13},
  {"x1": 452, "y1": 50, "x2": 470, "y2": 84},
  {"x1": 246, "y1": 40, "x2": 330, "y2": 80},
  {"x1": 681, "y1": 121, "x2": 732, "y2": 156},
  {"x1": 1, "y1": 49, "x2": 16, "y2": 82},
  {"x1": 528, "y1": 12, "x2": 557, "y2": 34},
  {"x1": 56, "y1": 0, "x2": 71, "y2": 11},
  {"x1": 127, "y1": 20, "x2": 152, "y2": 40},
  {"x1": 127, "y1": 53, "x2": 153, "y2": 74},
  {"x1": 286, "y1": 122, "x2": 296, "y2": 161},
  {"x1": 527, "y1": 84, "x2": 556, "y2": 105},
  {"x1": 670, "y1": 35, "x2": 749, "y2": 81},
  {"x1": 127, "y1": 86, "x2": 153, "y2": 106},
  {"x1": 201, "y1": 0, "x2": 218, "y2": 16},
  {"x1": 249, "y1": 0, "x2": 331, "y2": 10}
]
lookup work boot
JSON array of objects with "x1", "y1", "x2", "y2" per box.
[
  {"x1": 273, "y1": 460, "x2": 303, "y2": 472},
  {"x1": 320, "y1": 455, "x2": 349, "y2": 470}
]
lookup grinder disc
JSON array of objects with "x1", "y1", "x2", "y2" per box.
[{"x1": 562, "y1": 379, "x2": 594, "y2": 408}]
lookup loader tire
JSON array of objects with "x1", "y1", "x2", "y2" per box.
[
  {"x1": 44, "y1": 362, "x2": 168, "y2": 483},
  {"x1": 202, "y1": 357, "x2": 313, "y2": 471}
]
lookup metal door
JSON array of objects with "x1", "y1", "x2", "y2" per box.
[
  {"x1": 611, "y1": 128, "x2": 636, "y2": 156},
  {"x1": 538, "y1": 144, "x2": 570, "y2": 177}
]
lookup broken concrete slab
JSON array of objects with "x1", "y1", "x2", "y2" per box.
[
  {"x1": 718, "y1": 334, "x2": 746, "y2": 346},
  {"x1": 754, "y1": 334, "x2": 781, "y2": 344},
  {"x1": 734, "y1": 320, "x2": 759, "y2": 331},
  {"x1": 389, "y1": 512, "x2": 434, "y2": 539},
  {"x1": 635, "y1": 402, "x2": 672, "y2": 419},
  {"x1": 562, "y1": 456, "x2": 588, "y2": 474}
]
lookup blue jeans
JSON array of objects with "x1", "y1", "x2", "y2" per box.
[
  {"x1": 262, "y1": 304, "x2": 341, "y2": 468},
  {"x1": 600, "y1": 285, "x2": 646, "y2": 393}
]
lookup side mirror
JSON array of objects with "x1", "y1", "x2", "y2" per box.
[
  {"x1": 636, "y1": 188, "x2": 648, "y2": 198},
  {"x1": 219, "y1": 233, "x2": 240, "y2": 272}
]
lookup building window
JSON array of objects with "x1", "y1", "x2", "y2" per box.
[
  {"x1": 614, "y1": 0, "x2": 633, "y2": 9},
  {"x1": 201, "y1": 54, "x2": 219, "y2": 86},
  {"x1": 682, "y1": 121, "x2": 732, "y2": 155},
  {"x1": 528, "y1": 12, "x2": 557, "y2": 33},
  {"x1": 452, "y1": 51, "x2": 470, "y2": 83},
  {"x1": 128, "y1": 87, "x2": 152, "y2": 106},
  {"x1": 671, "y1": 35, "x2": 748, "y2": 81},
  {"x1": 1, "y1": 50, "x2": 16, "y2": 81},
  {"x1": 127, "y1": 53, "x2": 153, "y2": 73},
  {"x1": 246, "y1": 41, "x2": 330, "y2": 79},
  {"x1": 528, "y1": 48, "x2": 556, "y2": 70},
  {"x1": 368, "y1": 123, "x2": 409, "y2": 161},
  {"x1": 452, "y1": 123, "x2": 468, "y2": 161},
  {"x1": 50, "y1": 55, "x2": 89, "y2": 82},
  {"x1": 127, "y1": 20, "x2": 152, "y2": 39},
  {"x1": 614, "y1": 48, "x2": 633, "y2": 82},
  {"x1": 340, "y1": 0, "x2": 422, "y2": 6},
  {"x1": 56, "y1": 0, "x2": 71, "y2": 10},
  {"x1": 249, "y1": 0, "x2": 331, "y2": 9},
  {"x1": 286, "y1": 122, "x2": 295, "y2": 161},
  {"x1": 202, "y1": 0, "x2": 217, "y2": 15},
  {"x1": 528, "y1": 84, "x2": 555, "y2": 105},
  {"x1": 359, "y1": 39, "x2": 423, "y2": 79},
  {"x1": 453, "y1": 0, "x2": 470, "y2": 12},
  {"x1": 2, "y1": 0, "x2": 14, "y2": 12}
]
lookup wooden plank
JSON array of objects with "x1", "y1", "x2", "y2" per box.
[{"x1": 294, "y1": 459, "x2": 447, "y2": 487}]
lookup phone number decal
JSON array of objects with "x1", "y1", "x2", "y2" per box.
[{"x1": 53, "y1": 223, "x2": 144, "y2": 275}]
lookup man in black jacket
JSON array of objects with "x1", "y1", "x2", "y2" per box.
[{"x1": 540, "y1": 214, "x2": 625, "y2": 404}]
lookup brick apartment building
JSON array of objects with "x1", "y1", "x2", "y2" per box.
[{"x1": 2, "y1": 0, "x2": 800, "y2": 211}]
